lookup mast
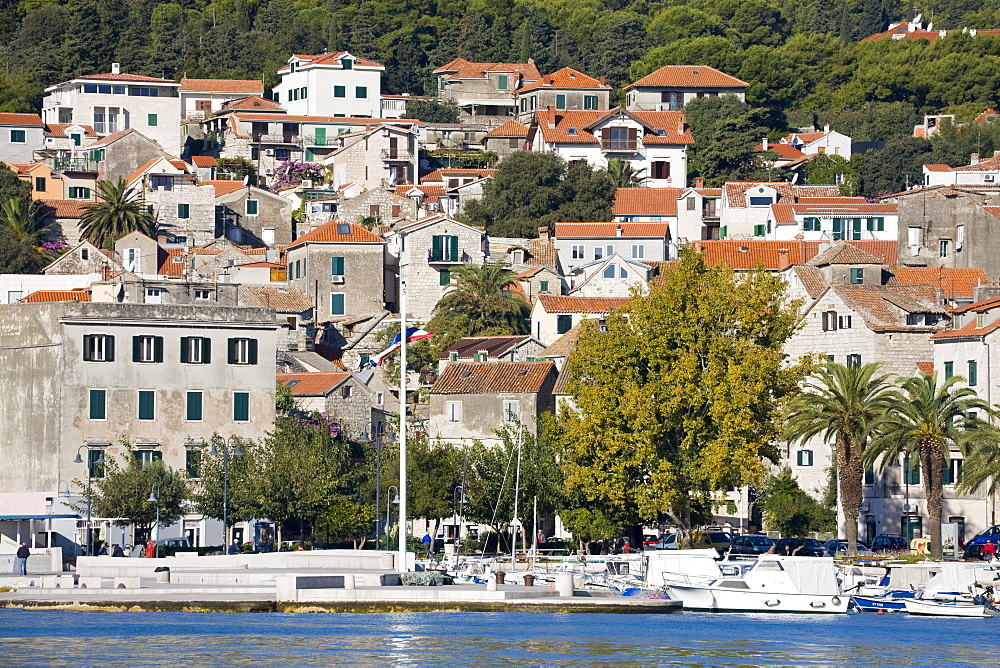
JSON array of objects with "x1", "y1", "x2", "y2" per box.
[{"x1": 398, "y1": 273, "x2": 408, "y2": 572}]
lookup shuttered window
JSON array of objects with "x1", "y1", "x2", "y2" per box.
[
  {"x1": 331, "y1": 256, "x2": 345, "y2": 275},
  {"x1": 233, "y1": 392, "x2": 250, "y2": 422},
  {"x1": 331, "y1": 292, "x2": 345, "y2": 315},
  {"x1": 186, "y1": 391, "x2": 203, "y2": 421},
  {"x1": 138, "y1": 390, "x2": 155, "y2": 420},
  {"x1": 227, "y1": 338, "x2": 258, "y2": 365},
  {"x1": 89, "y1": 389, "x2": 106, "y2": 420}
]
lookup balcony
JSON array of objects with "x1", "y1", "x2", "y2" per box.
[
  {"x1": 601, "y1": 140, "x2": 638, "y2": 153},
  {"x1": 53, "y1": 158, "x2": 98, "y2": 173},
  {"x1": 252, "y1": 133, "x2": 299, "y2": 144},
  {"x1": 427, "y1": 249, "x2": 468, "y2": 264},
  {"x1": 302, "y1": 135, "x2": 330, "y2": 147},
  {"x1": 381, "y1": 148, "x2": 414, "y2": 161}
]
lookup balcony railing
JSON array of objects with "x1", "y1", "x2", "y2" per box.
[
  {"x1": 381, "y1": 148, "x2": 413, "y2": 161},
  {"x1": 302, "y1": 135, "x2": 329, "y2": 147},
  {"x1": 601, "y1": 140, "x2": 638, "y2": 152},
  {"x1": 53, "y1": 158, "x2": 98, "y2": 173},
  {"x1": 428, "y1": 249, "x2": 468, "y2": 264},
  {"x1": 252, "y1": 133, "x2": 299, "y2": 144}
]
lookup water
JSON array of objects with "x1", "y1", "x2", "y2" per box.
[{"x1": 0, "y1": 609, "x2": 993, "y2": 665}]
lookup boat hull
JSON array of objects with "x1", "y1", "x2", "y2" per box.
[
  {"x1": 851, "y1": 595, "x2": 907, "y2": 612},
  {"x1": 903, "y1": 600, "x2": 989, "y2": 618},
  {"x1": 668, "y1": 584, "x2": 849, "y2": 613}
]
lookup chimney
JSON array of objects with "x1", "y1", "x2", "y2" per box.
[
  {"x1": 157, "y1": 234, "x2": 167, "y2": 243},
  {"x1": 111, "y1": 63, "x2": 120, "y2": 75},
  {"x1": 824, "y1": 124, "x2": 830, "y2": 133},
  {"x1": 537, "y1": 226, "x2": 549, "y2": 240},
  {"x1": 762, "y1": 137, "x2": 768, "y2": 151},
  {"x1": 778, "y1": 249, "x2": 790, "y2": 270},
  {"x1": 615, "y1": 225, "x2": 623, "y2": 237},
  {"x1": 547, "y1": 106, "x2": 557, "y2": 129},
  {"x1": 527, "y1": 58, "x2": 534, "y2": 65},
  {"x1": 677, "y1": 120, "x2": 686, "y2": 135},
  {"x1": 694, "y1": 177, "x2": 704, "y2": 189},
  {"x1": 971, "y1": 153, "x2": 980, "y2": 165},
  {"x1": 599, "y1": 76, "x2": 605, "y2": 85}
]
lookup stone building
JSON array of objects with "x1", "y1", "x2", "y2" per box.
[
  {"x1": 482, "y1": 120, "x2": 529, "y2": 159},
  {"x1": 436, "y1": 335, "x2": 546, "y2": 372},
  {"x1": 128, "y1": 157, "x2": 217, "y2": 246},
  {"x1": 337, "y1": 186, "x2": 417, "y2": 226},
  {"x1": 515, "y1": 67, "x2": 612, "y2": 123},
  {"x1": 433, "y1": 59, "x2": 541, "y2": 127},
  {"x1": 321, "y1": 124, "x2": 419, "y2": 190},
  {"x1": 43, "y1": 240, "x2": 121, "y2": 277},
  {"x1": 624, "y1": 65, "x2": 748, "y2": 111},
  {"x1": 530, "y1": 295, "x2": 631, "y2": 346},
  {"x1": 85, "y1": 129, "x2": 170, "y2": 183},
  {"x1": 237, "y1": 284, "x2": 314, "y2": 352},
  {"x1": 276, "y1": 371, "x2": 382, "y2": 437},
  {"x1": 207, "y1": 181, "x2": 294, "y2": 247}
]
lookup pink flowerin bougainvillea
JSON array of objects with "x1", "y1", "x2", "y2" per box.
[{"x1": 272, "y1": 160, "x2": 323, "y2": 190}]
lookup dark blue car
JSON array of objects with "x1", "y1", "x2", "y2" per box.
[{"x1": 963, "y1": 525, "x2": 1000, "y2": 559}]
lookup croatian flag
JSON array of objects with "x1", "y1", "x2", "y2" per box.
[{"x1": 367, "y1": 327, "x2": 434, "y2": 367}]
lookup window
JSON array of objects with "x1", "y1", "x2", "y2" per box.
[
  {"x1": 604, "y1": 126, "x2": 633, "y2": 150},
  {"x1": 904, "y1": 457, "x2": 920, "y2": 485},
  {"x1": 447, "y1": 401, "x2": 463, "y2": 422},
  {"x1": 687, "y1": 196, "x2": 696, "y2": 211},
  {"x1": 939, "y1": 239, "x2": 950, "y2": 258},
  {"x1": 539, "y1": 280, "x2": 549, "y2": 293},
  {"x1": 850, "y1": 267, "x2": 864, "y2": 284},
  {"x1": 850, "y1": 218, "x2": 862, "y2": 240},
  {"x1": 331, "y1": 292, "x2": 345, "y2": 315},
  {"x1": 355, "y1": 86, "x2": 367, "y2": 99},
  {"x1": 246, "y1": 199, "x2": 258, "y2": 215},
  {"x1": 194, "y1": 289, "x2": 211, "y2": 301},
  {"x1": 748, "y1": 196, "x2": 772, "y2": 206},
  {"x1": 186, "y1": 391, "x2": 203, "y2": 421},
  {"x1": 796, "y1": 450, "x2": 814, "y2": 466},
  {"x1": 88, "y1": 449, "x2": 106, "y2": 479},
  {"x1": 431, "y1": 234, "x2": 459, "y2": 262},
  {"x1": 186, "y1": 449, "x2": 201, "y2": 478},
  {"x1": 956, "y1": 224, "x2": 965, "y2": 251},
  {"x1": 334, "y1": 86, "x2": 346, "y2": 98},
  {"x1": 134, "y1": 449, "x2": 162, "y2": 465},
  {"x1": 180, "y1": 336, "x2": 211, "y2": 364},
  {"x1": 341, "y1": 385, "x2": 352, "y2": 398},
  {"x1": 89, "y1": 389, "x2": 107, "y2": 420},
  {"x1": 864, "y1": 464, "x2": 875, "y2": 485},
  {"x1": 631, "y1": 244, "x2": 645, "y2": 260},
  {"x1": 177, "y1": 203, "x2": 190, "y2": 219},
  {"x1": 968, "y1": 360, "x2": 978, "y2": 386},
  {"x1": 138, "y1": 390, "x2": 156, "y2": 420},
  {"x1": 530, "y1": 96, "x2": 536, "y2": 110},
  {"x1": 584, "y1": 95, "x2": 598, "y2": 110},
  {"x1": 503, "y1": 400, "x2": 520, "y2": 423},
  {"x1": 150, "y1": 175, "x2": 173, "y2": 191},
  {"x1": 832, "y1": 218, "x2": 845, "y2": 241},
  {"x1": 867, "y1": 217, "x2": 885, "y2": 232},
  {"x1": 145, "y1": 288, "x2": 162, "y2": 304},
  {"x1": 907, "y1": 227, "x2": 922, "y2": 255},
  {"x1": 331, "y1": 256, "x2": 345, "y2": 275},
  {"x1": 81, "y1": 248, "x2": 89, "y2": 260},
  {"x1": 9, "y1": 129, "x2": 25, "y2": 143},
  {"x1": 147, "y1": 114, "x2": 157, "y2": 126},
  {"x1": 555, "y1": 94, "x2": 566, "y2": 109},
  {"x1": 651, "y1": 161, "x2": 670, "y2": 180},
  {"x1": 228, "y1": 337, "x2": 258, "y2": 365},
  {"x1": 944, "y1": 361, "x2": 954, "y2": 379},
  {"x1": 233, "y1": 392, "x2": 250, "y2": 422},
  {"x1": 376, "y1": 391, "x2": 385, "y2": 406},
  {"x1": 838, "y1": 315, "x2": 852, "y2": 329},
  {"x1": 803, "y1": 217, "x2": 820, "y2": 231},
  {"x1": 943, "y1": 459, "x2": 963, "y2": 485},
  {"x1": 571, "y1": 245, "x2": 585, "y2": 260},
  {"x1": 34, "y1": 177, "x2": 46, "y2": 192},
  {"x1": 753, "y1": 224, "x2": 766, "y2": 237},
  {"x1": 128, "y1": 87, "x2": 158, "y2": 97},
  {"x1": 70, "y1": 132, "x2": 82, "y2": 146},
  {"x1": 83, "y1": 334, "x2": 115, "y2": 362},
  {"x1": 439, "y1": 269, "x2": 451, "y2": 286},
  {"x1": 132, "y1": 335, "x2": 164, "y2": 363},
  {"x1": 68, "y1": 187, "x2": 90, "y2": 199},
  {"x1": 497, "y1": 75, "x2": 509, "y2": 90},
  {"x1": 556, "y1": 314, "x2": 572, "y2": 334},
  {"x1": 846, "y1": 354, "x2": 861, "y2": 368},
  {"x1": 603, "y1": 264, "x2": 616, "y2": 279},
  {"x1": 821, "y1": 310, "x2": 838, "y2": 332},
  {"x1": 300, "y1": 87, "x2": 307, "y2": 99}
]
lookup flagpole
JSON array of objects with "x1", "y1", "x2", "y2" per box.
[{"x1": 398, "y1": 274, "x2": 408, "y2": 573}]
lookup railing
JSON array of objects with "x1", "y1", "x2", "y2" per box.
[
  {"x1": 53, "y1": 158, "x2": 98, "y2": 173},
  {"x1": 428, "y1": 249, "x2": 468, "y2": 264},
  {"x1": 252, "y1": 133, "x2": 299, "y2": 144},
  {"x1": 601, "y1": 140, "x2": 638, "y2": 151},
  {"x1": 302, "y1": 135, "x2": 329, "y2": 146},
  {"x1": 381, "y1": 148, "x2": 413, "y2": 161}
]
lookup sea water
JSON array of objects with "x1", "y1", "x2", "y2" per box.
[{"x1": 0, "y1": 609, "x2": 992, "y2": 665}]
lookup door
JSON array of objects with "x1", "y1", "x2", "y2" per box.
[
  {"x1": 388, "y1": 136, "x2": 398, "y2": 159},
  {"x1": 865, "y1": 516, "x2": 876, "y2": 545},
  {"x1": 902, "y1": 515, "x2": 922, "y2": 542},
  {"x1": 195, "y1": 100, "x2": 212, "y2": 113}
]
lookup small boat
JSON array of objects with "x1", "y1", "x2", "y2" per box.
[
  {"x1": 851, "y1": 593, "x2": 912, "y2": 612},
  {"x1": 903, "y1": 599, "x2": 992, "y2": 617}
]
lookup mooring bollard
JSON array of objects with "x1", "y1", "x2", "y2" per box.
[{"x1": 554, "y1": 572, "x2": 574, "y2": 597}]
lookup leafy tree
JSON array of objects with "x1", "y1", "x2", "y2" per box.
[
  {"x1": 684, "y1": 96, "x2": 770, "y2": 187},
  {"x1": 407, "y1": 436, "x2": 463, "y2": 545},
  {"x1": 404, "y1": 99, "x2": 461, "y2": 124},
  {"x1": 785, "y1": 362, "x2": 895, "y2": 555},
  {"x1": 191, "y1": 434, "x2": 263, "y2": 544},
  {"x1": 606, "y1": 158, "x2": 649, "y2": 188},
  {"x1": 758, "y1": 469, "x2": 835, "y2": 537},
  {"x1": 559, "y1": 507, "x2": 617, "y2": 554},
  {"x1": 1, "y1": 197, "x2": 52, "y2": 246},
  {"x1": 865, "y1": 373, "x2": 999, "y2": 560},
  {"x1": 854, "y1": 136, "x2": 932, "y2": 197},
  {"x1": 560, "y1": 249, "x2": 808, "y2": 542},
  {"x1": 426, "y1": 262, "x2": 530, "y2": 350},
  {"x1": 80, "y1": 179, "x2": 156, "y2": 249},
  {"x1": 803, "y1": 154, "x2": 859, "y2": 195}
]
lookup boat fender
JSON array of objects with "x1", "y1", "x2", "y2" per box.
[
  {"x1": 831, "y1": 596, "x2": 841, "y2": 606},
  {"x1": 877, "y1": 609, "x2": 886, "y2": 615},
  {"x1": 765, "y1": 599, "x2": 781, "y2": 607},
  {"x1": 810, "y1": 601, "x2": 826, "y2": 608}
]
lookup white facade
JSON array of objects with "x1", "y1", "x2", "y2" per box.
[
  {"x1": 924, "y1": 152, "x2": 1000, "y2": 187},
  {"x1": 762, "y1": 202, "x2": 899, "y2": 242},
  {"x1": 273, "y1": 52, "x2": 384, "y2": 118},
  {"x1": 782, "y1": 126, "x2": 853, "y2": 160},
  {"x1": 530, "y1": 295, "x2": 630, "y2": 346},
  {"x1": 42, "y1": 69, "x2": 181, "y2": 155},
  {"x1": 673, "y1": 188, "x2": 722, "y2": 244},
  {"x1": 567, "y1": 254, "x2": 651, "y2": 298},
  {"x1": 178, "y1": 79, "x2": 264, "y2": 120},
  {"x1": 554, "y1": 221, "x2": 670, "y2": 273}
]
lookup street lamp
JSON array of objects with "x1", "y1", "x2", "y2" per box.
[
  {"x1": 452, "y1": 485, "x2": 468, "y2": 547},
  {"x1": 361, "y1": 425, "x2": 396, "y2": 550},
  {"x1": 148, "y1": 483, "x2": 160, "y2": 554},
  {"x1": 73, "y1": 445, "x2": 106, "y2": 556},
  {"x1": 385, "y1": 485, "x2": 400, "y2": 545},
  {"x1": 208, "y1": 436, "x2": 244, "y2": 546}
]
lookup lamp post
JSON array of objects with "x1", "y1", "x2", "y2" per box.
[
  {"x1": 73, "y1": 445, "x2": 106, "y2": 556},
  {"x1": 452, "y1": 485, "x2": 467, "y2": 547},
  {"x1": 209, "y1": 436, "x2": 243, "y2": 546},
  {"x1": 385, "y1": 485, "x2": 400, "y2": 543},
  {"x1": 904, "y1": 452, "x2": 911, "y2": 541},
  {"x1": 148, "y1": 483, "x2": 160, "y2": 554},
  {"x1": 361, "y1": 425, "x2": 397, "y2": 550}
]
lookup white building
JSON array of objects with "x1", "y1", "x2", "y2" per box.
[
  {"x1": 566, "y1": 254, "x2": 652, "y2": 298},
  {"x1": 178, "y1": 78, "x2": 264, "y2": 120},
  {"x1": 42, "y1": 65, "x2": 182, "y2": 155},
  {"x1": 923, "y1": 152, "x2": 1000, "y2": 187},
  {"x1": 780, "y1": 126, "x2": 853, "y2": 160},
  {"x1": 530, "y1": 295, "x2": 630, "y2": 346},
  {"x1": 273, "y1": 52, "x2": 384, "y2": 118},
  {"x1": 624, "y1": 65, "x2": 748, "y2": 112},
  {"x1": 761, "y1": 198, "x2": 898, "y2": 242},
  {"x1": 673, "y1": 186, "x2": 723, "y2": 243},
  {"x1": 553, "y1": 221, "x2": 670, "y2": 272},
  {"x1": 719, "y1": 182, "x2": 842, "y2": 240}
]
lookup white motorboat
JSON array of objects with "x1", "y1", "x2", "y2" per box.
[
  {"x1": 664, "y1": 555, "x2": 849, "y2": 613},
  {"x1": 903, "y1": 599, "x2": 992, "y2": 617}
]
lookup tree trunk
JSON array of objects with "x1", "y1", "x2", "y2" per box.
[
  {"x1": 925, "y1": 443, "x2": 945, "y2": 560},
  {"x1": 837, "y1": 434, "x2": 864, "y2": 557}
]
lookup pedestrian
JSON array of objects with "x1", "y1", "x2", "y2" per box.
[
  {"x1": 421, "y1": 533, "x2": 432, "y2": 553},
  {"x1": 228, "y1": 539, "x2": 241, "y2": 555},
  {"x1": 982, "y1": 541, "x2": 997, "y2": 562},
  {"x1": 16, "y1": 542, "x2": 29, "y2": 575},
  {"x1": 97, "y1": 542, "x2": 108, "y2": 556},
  {"x1": 111, "y1": 544, "x2": 125, "y2": 558}
]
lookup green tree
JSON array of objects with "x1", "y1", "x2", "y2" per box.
[
  {"x1": 191, "y1": 434, "x2": 262, "y2": 544},
  {"x1": 426, "y1": 262, "x2": 530, "y2": 349},
  {"x1": 785, "y1": 362, "x2": 895, "y2": 555},
  {"x1": 758, "y1": 469, "x2": 836, "y2": 537},
  {"x1": 0, "y1": 197, "x2": 51, "y2": 246},
  {"x1": 559, "y1": 507, "x2": 617, "y2": 554},
  {"x1": 865, "y1": 372, "x2": 999, "y2": 560},
  {"x1": 560, "y1": 249, "x2": 808, "y2": 541},
  {"x1": 803, "y1": 154, "x2": 859, "y2": 195},
  {"x1": 80, "y1": 179, "x2": 156, "y2": 249},
  {"x1": 684, "y1": 96, "x2": 770, "y2": 186},
  {"x1": 855, "y1": 136, "x2": 932, "y2": 198},
  {"x1": 404, "y1": 99, "x2": 461, "y2": 124},
  {"x1": 407, "y1": 436, "x2": 463, "y2": 545},
  {"x1": 606, "y1": 158, "x2": 649, "y2": 188}
]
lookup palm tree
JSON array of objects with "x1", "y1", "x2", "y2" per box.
[
  {"x1": 864, "y1": 372, "x2": 998, "y2": 559},
  {"x1": 0, "y1": 197, "x2": 51, "y2": 246},
  {"x1": 430, "y1": 262, "x2": 530, "y2": 336},
  {"x1": 785, "y1": 362, "x2": 896, "y2": 556},
  {"x1": 606, "y1": 158, "x2": 650, "y2": 188},
  {"x1": 956, "y1": 441, "x2": 1000, "y2": 500},
  {"x1": 80, "y1": 179, "x2": 156, "y2": 249}
]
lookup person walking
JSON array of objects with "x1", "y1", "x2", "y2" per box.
[
  {"x1": 228, "y1": 539, "x2": 241, "y2": 555},
  {"x1": 16, "y1": 542, "x2": 30, "y2": 575},
  {"x1": 111, "y1": 544, "x2": 125, "y2": 557}
]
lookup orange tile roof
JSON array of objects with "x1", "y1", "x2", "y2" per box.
[
  {"x1": 836, "y1": 283, "x2": 945, "y2": 332},
  {"x1": 18, "y1": 290, "x2": 90, "y2": 303},
  {"x1": 0, "y1": 113, "x2": 44, "y2": 126},
  {"x1": 692, "y1": 240, "x2": 899, "y2": 270},
  {"x1": 628, "y1": 65, "x2": 748, "y2": 90},
  {"x1": 280, "y1": 51, "x2": 383, "y2": 72},
  {"x1": 484, "y1": 120, "x2": 529, "y2": 138},
  {"x1": 526, "y1": 236, "x2": 559, "y2": 269},
  {"x1": 240, "y1": 285, "x2": 313, "y2": 312},
  {"x1": 861, "y1": 27, "x2": 946, "y2": 43},
  {"x1": 277, "y1": 372, "x2": 351, "y2": 395},
  {"x1": 289, "y1": 219, "x2": 384, "y2": 245},
  {"x1": 917, "y1": 361, "x2": 934, "y2": 374},
  {"x1": 947, "y1": 295, "x2": 1000, "y2": 315},
  {"x1": 157, "y1": 247, "x2": 187, "y2": 277},
  {"x1": 755, "y1": 143, "x2": 805, "y2": 160},
  {"x1": 179, "y1": 78, "x2": 264, "y2": 93},
  {"x1": 76, "y1": 72, "x2": 176, "y2": 83},
  {"x1": 232, "y1": 113, "x2": 421, "y2": 126},
  {"x1": 201, "y1": 180, "x2": 250, "y2": 197},
  {"x1": 223, "y1": 96, "x2": 285, "y2": 111},
  {"x1": 190, "y1": 156, "x2": 217, "y2": 167},
  {"x1": 518, "y1": 67, "x2": 610, "y2": 92},
  {"x1": 534, "y1": 108, "x2": 694, "y2": 146},
  {"x1": 984, "y1": 206, "x2": 1000, "y2": 221},
  {"x1": 431, "y1": 361, "x2": 554, "y2": 394},
  {"x1": 808, "y1": 242, "x2": 886, "y2": 266},
  {"x1": 613, "y1": 188, "x2": 683, "y2": 216},
  {"x1": 931, "y1": 316, "x2": 1000, "y2": 340},
  {"x1": 783, "y1": 131, "x2": 829, "y2": 145},
  {"x1": 951, "y1": 155, "x2": 1000, "y2": 172},
  {"x1": 924, "y1": 163, "x2": 952, "y2": 172},
  {"x1": 536, "y1": 295, "x2": 631, "y2": 314},
  {"x1": 889, "y1": 267, "x2": 987, "y2": 300},
  {"x1": 39, "y1": 199, "x2": 88, "y2": 218},
  {"x1": 554, "y1": 221, "x2": 669, "y2": 238},
  {"x1": 433, "y1": 58, "x2": 540, "y2": 82},
  {"x1": 44, "y1": 123, "x2": 98, "y2": 137},
  {"x1": 724, "y1": 182, "x2": 842, "y2": 207},
  {"x1": 438, "y1": 335, "x2": 534, "y2": 360},
  {"x1": 421, "y1": 168, "x2": 497, "y2": 183}
]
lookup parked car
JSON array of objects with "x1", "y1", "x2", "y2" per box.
[
  {"x1": 729, "y1": 534, "x2": 774, "y2": 555},
  {"x1": 691, "y1": 531, "x2": 732, "y2": 554},
  {"x1": 772, "y1": 537, "x2": 829, "y2": 557},
  {"x1": 870, "y1": 534, "x2": 909, "y2": 553},
  {"x1": 653, "y1": 533, "x2": 680, "y2": 550},
  {"x1": 963, "y1": 525, "x2": 1000, "y2": 559},
  {"x1": 824, "y1": 539, "x2": 874, "y2": 556}
]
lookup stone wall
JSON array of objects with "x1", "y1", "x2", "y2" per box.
[{"x1": 287, "y1": 242, "x2": 386, "y2": 318}]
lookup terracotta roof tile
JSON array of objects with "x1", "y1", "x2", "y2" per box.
[
  {"x1": 539, "y1": 323, "x2": 581, "y2": 358},
  {"x1": 39, "y1": 199, "x2": 88, "y2": 218},
  {"x1": 76, "y1": 72, "x2": 176, "y2": 83},
  {"x1": 281, "y1": 51, "x2": 384, "y2": 72},
  {"x1": 157, "y1": 247, "x2": 187, "y2": 277},
  {"x1": 190, "y1": 156, "x2": 217, "y2": 167},
  {"x1": 17, "y1": 290, "x2": 90, "y2": 303},
  {"x1": 44, "y1": 123, "x2": 98, "y2": 137},
  {"x1": 755, "y1": 143, "x2": 806, "y2": 160},
  {"x1": 724, "y1": 182, "x2": 842, "y2": 208},
  {"x1": 430, "y1": 361, "x2": 554, "y2": 394},
  {"x1": 518, "y1": 67, "x2": 611, "y2": 92},
  {"x1": 889, "y1": 267, "x2": 987, "y2": 301},
  {"x1": 783, "y1": 131, "x2": 829, "y2": 145},
  {"x1": 200, "y1": 180, "x2": 250, "y2": 197},
  {"x1": 692, "y1": 240, "x2": 899, "y2": 270},
  {"x1": 555, "y1": 221, "x2": 669, "y2": 238},
  {"x1": 835, "y1": 283, "x2": 945, "y2": 332},
  {"x1": 807, "y1": 242, "x2": 886, "y2": 266},
  {"x1": 536, "y1": 295, "x2": 630, "y2": 314},
  {"x1": 421, "y1": 168, "x2": 497, "y2": 183},
  {"x1": 533, "y1": 108, "x2": 694, "y2": 146},
  {"x1": 223, "y1": 96, "x2": 285, "y2": 111},
  {"x1": 613, "y1": 188, "x2": 683, "y2": 216},
  {"x1": 791, "y1": 265, "x2": 828, "y2": 299},
  {"x1": 484, "y1": 120, "x2": 529, "y2": 138},
  {"x1": 924, "y1": 163, "x2": 953, "y2": 172},
  {"x1": 917, "y1": 361, "x2": 934, "y2": 374},
  {"x1": 289, "y1": 219, "x2": 384, "y2": 245},
  {"x1": 433, "y1": 58, "x2": 541, "y2": 82},
  {"x1": 179, "y1": 78, "x2": 264, "y2": 93},
  {"x1": 438, "y1": 335, "x2": 533, "y2": 360},
  {"x1": 526, "y1": 236, "x2": 559, "y2": 269},
  {"x1": 949, "y1": 296, "x2": 1000, "y2": 315},
  {"x1": 277, "y1": 372, "x2": 351, "y2": 396},
  {"x1": 0, "y1": 113, "x2": 44, "y2": 126},
  {"x1": 239, "y1": 285, "x2": 313, "y2": 312},
  {"x1": 628, "y1": 65, "x2": 748, "y2": 90}
]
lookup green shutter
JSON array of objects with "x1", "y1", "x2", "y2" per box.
[
  {"x1": 138, "y1": 390, "x2": 155, "y2": 420},
  {"x1": 89, "y1": 389, "x2": 106, "y2": 420},
  {"x1": 497, "y1": 75, "x2": 508, "y2": 90},
  {"x1": 304, "y1": 149, "x2": 314, "y2": 161},
  {"x1": 105, "y1": 335, "x2": 114, "y2": 361},
  {"x1": 876, "y1": 217, "x2": 884, "y2": 231},
  {"x1": 315, "y1": 128, "x2": 326, "y2": 145},
  {"x1": 132, "y1": 336, "x2": 141, "y2": 362},
  {"x1": 153, "y1": 336, "x2": 163, "y2": 363},
  {"x1": 147, "y1": 113, "x2": 157, "y2": 126},
  {"x1": 187, "y1": 391, "x2": 202, "y2": 421},
  {"x1": 335, "y1": 85, "x2": 345, "y2": 98},
  {"x1": 450, "y1": 235, "x2": 459, "y2": 260},
  {"x1": 833, "y1": 219, "x2": 844, "y2": 240},
  {"x1": 540, "y1": 280, "x2": 549, "y2": 293},
  {"x1": 331, "y1": 293, "x2": 345, "y2": 314},
  {"x1": 248, "y1": 338, "x2": 258, "y2": 365},
  {"x1": 556, "y1": 94, "x2": 566, "y2": 109},
  {"x1": 852, "y1": 218, "x2": 862, "y2": 239},
  {"x1": 864, "y1": 464, "x2": 875, "y2": 485},
  {"x1": 944, "y1": 361, "x2": 954, "y2": 379},
  {"x1": 246, "y1": 199, "x2": 258, "y2": 215},
  {"x1": 202, "y1": 338, "x2": 211, "y2": 364},
  {"x1": 969, "y1": 360, "x2": 978, "y2": 386},
  {"x1": 439, "y1": 269, "x2": 450, "y2": 286},
  {"x1": 432, "y1": 235, "x2": 442, "y2": 260},
  {"x1": 83, "y1": 335, "x2": 92, "y2": 361},
  {"x1": 905, "y1": 458, "x2": 920, "y2": 485},
  {"x1": 227, "y1": 338, "x2": 237, "y2": 364},
  {"x1": 331, "y1": 256, "x2": 344, "y2": 275},
  {"x1": 178, "y1": 203, "x2": 190, "y2": 218},
  {"x1": 152, "y1": 451, "x2": 162, "y2": 462},
  {"x1": 180, "y1": 337, "x2": 189, "y2": 362},
  {"x1": 234, "y1": 392, "x2": 250, "y2": 421}
]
